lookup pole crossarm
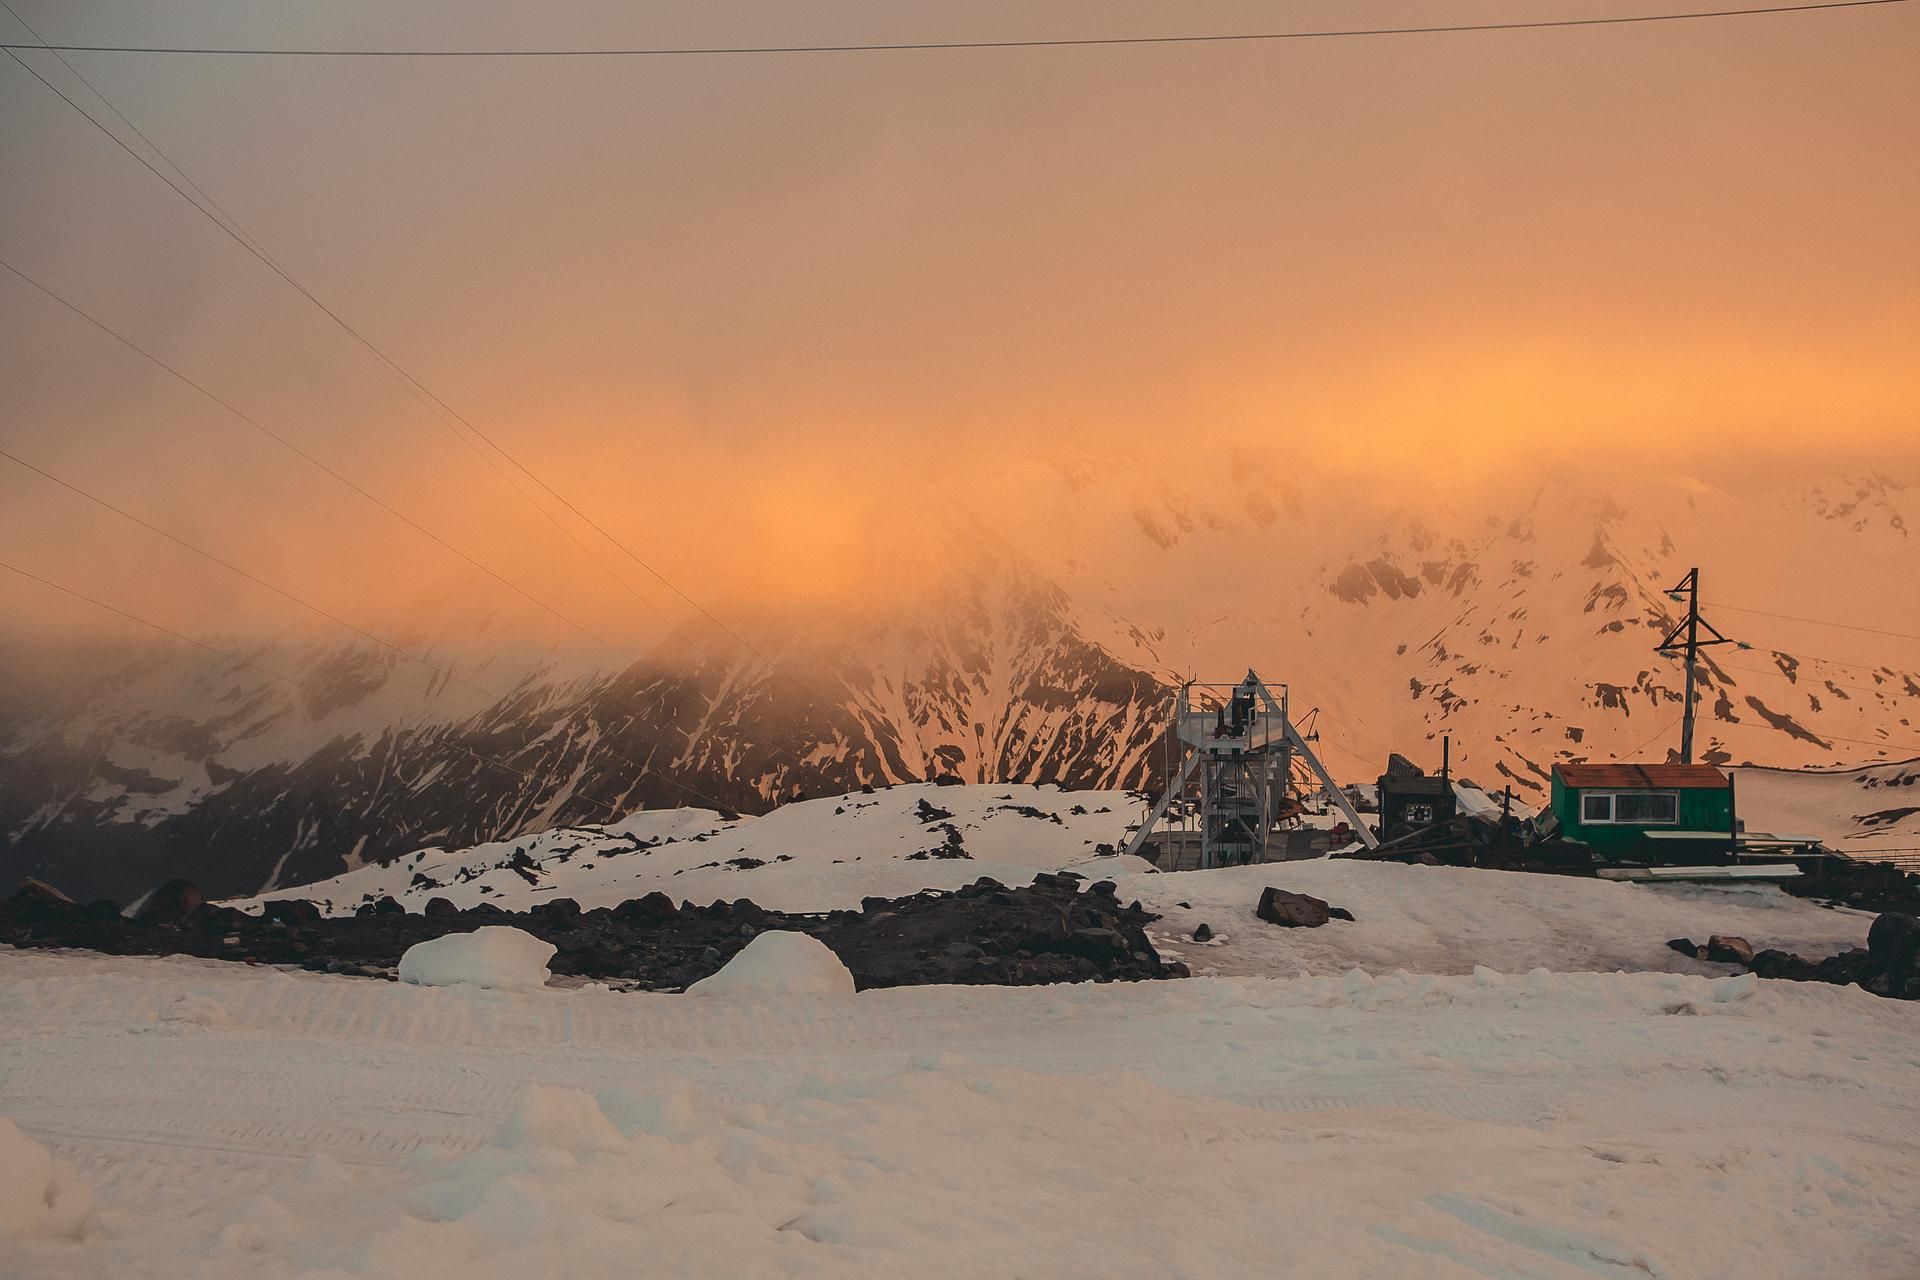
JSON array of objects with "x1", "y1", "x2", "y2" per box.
[{"x1": 1653, "y1": 567, "x2": 1739, "y2": 764}]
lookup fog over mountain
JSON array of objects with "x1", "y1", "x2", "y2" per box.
[{"x1": 5, "y1": 459, "x2": 1915, "y2": 903}]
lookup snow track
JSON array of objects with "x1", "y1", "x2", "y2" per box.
[{"x1": 6, "y1": 949, "x2": 1920, "y2": 1277}]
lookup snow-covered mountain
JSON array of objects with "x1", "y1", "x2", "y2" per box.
[
  {"x1": 225, "y1": 782, "x2": 1153, "y2": 918},
  {"x1": 1043, "y1": 463, "x2": 1920, "y2": 796},
  {"x1": 1, "y1": 555, "x2": 1166, "y2": 902},
  {"x1": 4, "y1": 466, "x2": 1916, "y2": 903}
]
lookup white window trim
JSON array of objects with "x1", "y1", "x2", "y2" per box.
[{"x1": 1579, "y1": 790, "x2": 1682, "y2": 825}]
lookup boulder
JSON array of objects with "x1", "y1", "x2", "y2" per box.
[
  {"x1": 133, "y1": 879, "x2": 204, "y2": 924},
  {"x1": 13, "y1": 878, "x2": 74, "y2": 907},
  {"x1": 612, "y1": 892, "x2": 677, "y2": 923},
  {"x1": 423, "y1": 897, "x2": 459, "y2": 918},
  {"x1": 263, "y1": 899, "x2": 323, "y2": 927},
  {"x1": 535, "y1": 897, "x2": 582, "y2": 923},
  {"x1": 1192, "y1": 923, "x2": 1213, "y2": 943},
  {"x1": 1705, "y1": 935, "x2": 1754, "y2": 966},
  {"x1": 7, "y1": 880, "x2": 80, "y2": 923},
  {"x1": 1867, "y1": 913, "x2": 1920, "y2": 967},
  {"x1": 1666, "y1": 937, "x2": 1700, "y2": 958},
  {"x1": 1256, "y1": 887, "x2": 1338, "y2": 929}
]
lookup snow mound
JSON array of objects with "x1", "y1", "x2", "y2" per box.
[
  {"x1": 685, "y1": 931, "x2": 854, "y2": 997},
  {"x1": 0, "y1": 1118, "x2": 89, "y2": 1239},
  {"x1": 495, "y1": 1085, "x2": 627, "y2": 1154},
  {"x1": 397, "y1": 927, "x2": 555, "y2": 991}
]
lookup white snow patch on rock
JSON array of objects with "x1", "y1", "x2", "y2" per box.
[
  {"x1": 397, "y1": 927, "x2": 555, "y2": 991},
  {"x1": 0, "y1": 1118, "x2": 89, "y2": 1239},
  {"x1": 686, "y1": 930, "x2": 854, "y2": 997}
]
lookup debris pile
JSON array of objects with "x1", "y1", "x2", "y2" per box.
[
  {"x1": 0, "y1": 871, "x2": 1184, "y2": 991},
  {"x1": 1337, "y1": 812, "x2": 1593, "y2": 875}
]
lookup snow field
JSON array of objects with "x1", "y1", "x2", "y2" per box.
[
  {"x1": 1140, "y1": 860, "x2": 1874, "y2": 979},
  {"x1": 232, "y1": 783, "x2": 1874, "y2": 986},
  {"x1": 4, "y1": 949, "x2": 1920, "y2": 1278},
  {"x1": 229, "y1": 783, "x2": 1150, "y2": 917}
]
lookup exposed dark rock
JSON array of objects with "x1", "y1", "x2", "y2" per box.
[
  {"x1": 1192, "y1": 923, "x2": 1213, "y2": 942},
  {"x1": 134, "y1": 879, "x2": 205, "y2": 924},
  {"x1": 263, "y1": 899, "x2": 323, "y2": 926},
  {"x1": 0, "y1": 877, "x2": 1179, "y2": 992},
  {"x1": 1727, "y1": 912, "x2": 1919, "y2": 1000},
  {"x1": 14, "y1": 878, "x2": 74, "y2": 908},
  {"x1": 423, "y1": 896, "x2": 459, "y2": 918},
  {"x1": 1256, "y1": 887, "x2": 1342, "y2": 929},
  {"x1": 1705, "y1": 935, "x2": 1754, "y2": 966},
  {"x1": 613, "y1": 892, "x2": 678, "y2": 922}
]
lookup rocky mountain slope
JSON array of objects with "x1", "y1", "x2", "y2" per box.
[
  {"x1": 1040, "y1": 464, "x2": 1920, "y2": 797},
  {"x1": 4, "y1": 466, "x2": 1915, "y2": 903},
  {"x1": 0, "y1": 558, "x2": 1165, "y2": 902}
]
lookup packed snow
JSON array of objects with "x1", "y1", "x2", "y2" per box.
[
  {"x1": 396, "y1": 927, "x2": 556, "y2": 991},
  {"x1": 13, "y1": 778, "x2": 1920, "y2": 1275},
  {"x1": 685, "y1": 931, "x2": 856, "y2": 997},
  {"x1": 228, "y1": 783, "x2": 1154, "y2": 917},
  {"x1": 4, "y1": 948, "x2": 1919, "y2": 1277},
  {"x1": 233, "y1": 783, "x2": 1873, "y2": 980}
]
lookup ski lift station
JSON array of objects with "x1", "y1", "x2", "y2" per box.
[{"x1": 1123, "y1": 671, "x2": 1375, "y2": 871}]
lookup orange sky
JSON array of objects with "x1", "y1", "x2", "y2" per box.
[{"x1": 1, "y1": 0, "x2": 1915, "y2": 652}]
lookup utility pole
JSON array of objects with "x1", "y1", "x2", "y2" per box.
[{"x1": 1655, "y1": 567, "x2": 1736, "y2": 764}]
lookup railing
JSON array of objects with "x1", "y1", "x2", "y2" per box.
[{"x1": 1839, "y1": 848, "x2": 1920, "y2": 872}]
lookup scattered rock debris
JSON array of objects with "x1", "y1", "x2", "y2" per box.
[{"x1": 1, "y1": 873, "x2": 1184, "y2": 992}]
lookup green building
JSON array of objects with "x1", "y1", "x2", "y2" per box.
[{"x1": 1548, "y1": 763, "x2": 1734, "y2": 861}]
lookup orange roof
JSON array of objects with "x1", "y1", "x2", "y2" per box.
[{"x1": 1554, "y1": 763, "x2": 1731, "y2": 790}]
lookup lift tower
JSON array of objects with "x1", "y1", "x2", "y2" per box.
[{"x1": 1122, "y1": 671, "x2": 1377, "y2": 868}]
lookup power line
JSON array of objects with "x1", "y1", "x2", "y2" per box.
[
  {"x1": 0, "y1": 538, "x2": 808, "y2": 832},
  {"x1": 1706, "y1": 600, "x2": 1920, "y2": 646},
  {"x1": 0, "y1": 552, "x2": 631, "y2": 824},
  {"x1": 1621, "y1": 716, "x2": 1682, "y2": 759},
  {"x1": 2, "y1": 39, "x2": 785, "y2": 681},
  {"x1": 0, "y1": 0, "x2": 269, "y2": 258},
  {"x1": 0, "y1": 1, "x2": 1906, "y2": 57},
  {"x1": 1719, "y1": 660, "x2": 1902, "y2": 698},
  {"x1": 0, "y1": 442, "x2": 472, "y2": 693},
  {"x1": 1704, "y1": 716, "x2": 1920, "y2": 755},
  {"x1": 0, "y1": 255, "x2": 629, "y2": 661},
  {"x1": 0, "y1": 43, "x2": 677, "y2": 636}
]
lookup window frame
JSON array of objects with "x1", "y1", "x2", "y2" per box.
[{"x1": 1576, "y1": 789, "x2": 1682, "y2": 826}]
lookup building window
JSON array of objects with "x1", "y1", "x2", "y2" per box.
[{"x1": 1578, "y1": 790, "x2": 1681, "y2": 825}]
